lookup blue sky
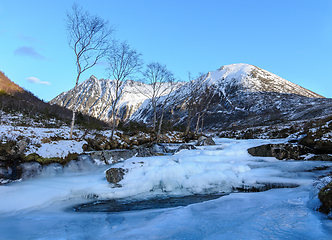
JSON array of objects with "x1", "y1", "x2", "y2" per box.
[{"x1": 0, "y1": 0, "x2": 331, "y2": 101}]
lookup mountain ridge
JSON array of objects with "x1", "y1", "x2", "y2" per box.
[{"x1": 50, "y1": 63, "x2": 330, "y2": 130}]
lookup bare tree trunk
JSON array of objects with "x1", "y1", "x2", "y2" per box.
[
  {"x1": 152, "y1": 103, "x2": 157, "y2": 132},
  {"x1": 195, "y1": 113, "x2": 201, "y2": 134},
  {"x1": 67, "y1": 4, "x2": 113, "y2": 139},
  {"x1": 156, "y1": 106, "x2": 165, "y2": 142},
  {"x1": 70, "y1": 74, "x2": 80, "y2": 139},
  {"x1": 185, "y1": 110, "x2": 192, "y2": 135},
  {"x1": 200, "y1": 115, "x2": 204, "y2": 134},
  {"x1": 111, "y1": 109, "x2": 116, "y2": 140}
]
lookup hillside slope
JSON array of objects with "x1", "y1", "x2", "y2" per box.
[{"x1": 0, "y1": 71, "x2": 24, "y2": 95}]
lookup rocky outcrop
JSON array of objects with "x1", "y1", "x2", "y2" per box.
[
  {"x1": 196, "y1": 136, "x2": 215, "y2": 146},
  {"x1": 247, "y1": 143, "x2": 312, "y2": 160},
  {"x1": 305, "y1": 154, "x2": 332, "y2": 161},
  {"x1": 106, "y1": 168, "x2": 127, "y2": 184},
  {"x1": 299, "y1": 135, "x2": 332, "y2": 154}
]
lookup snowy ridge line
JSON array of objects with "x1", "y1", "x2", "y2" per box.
[
  {"x1": 50, "y1": 63, "x2": 324, "y2": 124},
  {"x1": 50, "y1": 76, "x2": 184, "y2": 122}
]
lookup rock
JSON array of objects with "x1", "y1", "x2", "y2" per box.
[
  {"x1": 18, "y1": 162, "x2": 42, "y2": 180},
  {"x1": 41, "y1": 137, "x2": 51, "y2": 144},
  {"x1": 299, "y1": 135, "x2": 332, "y2": 154},
  {"x1": 150, "y1": 144, "x2": 166, "y2": 154},
  {"x1": 304, "y1": 154, "x2": 332, "y2": 161},
  {"x1": 318, "y1": 180, "x2": 332, "y2": 217},
  {"x1": 196, "y1": 136, "x2": 215, "y2": 146},
  {"x1": 15, "y1": 138, "x2": 30, "y2": 155},
  {"x1": 247, "y1": 143, "x2": 312, "y2": 160},
  {"x1": 106, "y1": 168, "x2": 127, "y2": 184},
  {"x1": 134, "y1": 147, "x2": 154, "y2": 157},
  {"x1": 1, "y1": 138, "x2": 29, "y2": 159},
  {"x1": 176, "y1": 144, "x2": 197, "y2": 152},
  {"x1": 89, "y1": 150, "x2": 136, "y2": 164}
]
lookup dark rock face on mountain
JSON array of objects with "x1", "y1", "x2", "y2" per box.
[{"x1": 50, "y1": 63, "x2": 331, "y2": 130}]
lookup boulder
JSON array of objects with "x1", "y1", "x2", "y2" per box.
[
  {"x1": 134, "y1": 147, "x2": 154, "y2": 157},
  {"x1": 247, "y1": 143, "x2": 312, "y2": 160},
  {"x1": 196, "y1": 136, "x2": 215, "y2": 146},
  {"x1": 106, "y1": 168, "x2": 127, "y2": 184},
  {"x1": 176, "y1": 144, "x2": 197, "y2": 152}
]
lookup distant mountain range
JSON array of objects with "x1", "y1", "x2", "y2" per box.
[{"x1": 50, "y1": 63, "x2": 332, "y2": 130}]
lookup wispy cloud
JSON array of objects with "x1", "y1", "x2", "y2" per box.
[
  {"x1": 26, "y1": 77, "x2": 51, "y2": 85},
  {"x1": 14, "y1": 46, "x2": 46, "y2": 60}
]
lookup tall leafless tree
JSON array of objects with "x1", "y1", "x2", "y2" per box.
[
  {"x1": 183, "y1": 72, "x2": 204, "y2": 135},
  {"x1": 136, "y1": 62, "x2": 176, "y2": 135},
  {"x1": 66, "y1": 3, "x2": 113, "y2": 139},
  {"x1": 194, "y1": 84, "x2": 216, "y2": 134},
  {"x1": 155, "y1": 76, "x2": 177, "y2": 142},
  {"x1": 106, "y1": 41, "x2": 143, "y2": 140}
]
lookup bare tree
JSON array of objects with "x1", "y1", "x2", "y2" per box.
[
  {"x1": 136, "y1": 62, "x2": 177, "y2": 134},
  {"x1": 182, "y1": 71, "x2": 210, "y2": 135},
  {"x1": 66, "y1": 3, "x2": 114, "y2": 139},
  {"x1": 155, "y1": 75, "x2": 177, "y2": 142},
  {"x1": 183, "y1": 72, "x2": 204, "y2": 135},
  {"x1": 106, "y1": 41, "x2": 143, "y2": 140},
  {"x1": 194, "y1": 85, "x2": 216, "y2": 134}
]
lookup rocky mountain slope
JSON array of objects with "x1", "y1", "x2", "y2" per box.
[
  {"x1": 131, "y1": 63, "x2": 331, "y2": 129},
  {"x1": 51, "y1": 63, "x2": 331, "y2": 130},
  {"x1": 50, "y1": 76, "x2": 184, "y2": 122}
]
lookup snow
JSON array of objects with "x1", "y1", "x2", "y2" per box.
[
  {"x1": 26, "y1": 140, "x2": 86, "y2": 158},
  {"x1": 0, "y1": 138, "x2": 331, "y2": 239},
  {"x1": 51, "y1": 76, "x2": 184, "y2": 122}
]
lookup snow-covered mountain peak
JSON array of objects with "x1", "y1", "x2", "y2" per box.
[
  {"x1": 51, "y1": 63, "x2": 325, "y2": 124},
  {"x1": 199, "y1": 63, "x2": 323, "y2": 98}
]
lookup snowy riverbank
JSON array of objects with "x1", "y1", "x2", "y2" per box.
[{"x1": 0, "y1": 138, "x2": 331, "y2": 239}]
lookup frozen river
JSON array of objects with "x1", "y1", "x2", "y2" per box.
[{"x1": 0, "y1": 138, "x2": 331, "y2": 239}]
